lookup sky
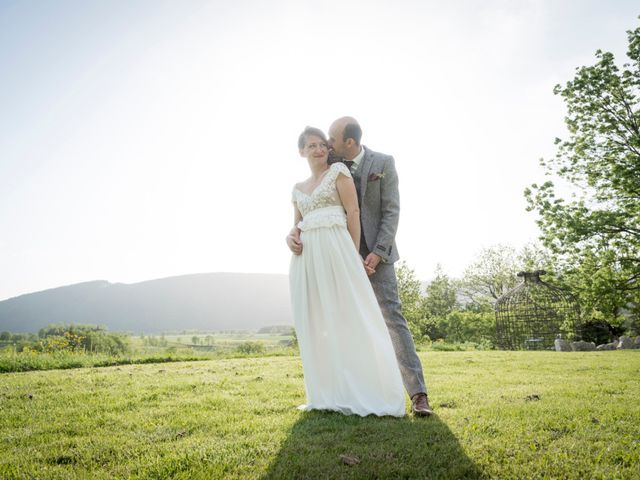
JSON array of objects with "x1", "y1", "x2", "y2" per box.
[{"x1": 0, "y1": 0, "x2": 638, "y2": 301}]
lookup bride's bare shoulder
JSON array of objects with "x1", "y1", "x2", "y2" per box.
[{"x1": 294, "y1": 178, "x2": 311, "y2": 190}]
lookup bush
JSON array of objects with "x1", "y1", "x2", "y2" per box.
[
  {"x1": 437, "y1": 310, "x2": 496, "y2": 344},
  {"x1": 236, "y1": 341, "x2": 266, "y2": 355},
  {"x1": 577, "y1": 320, "x2": 625, "y2": 344},
  {"x1": 84, "y1": 331, "x2": 130, "y2": 355},
  {"x1": 18, "y1": 324, "x2": 133, "y2": 355}
]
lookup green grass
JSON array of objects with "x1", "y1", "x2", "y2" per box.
[{"x1": 1, "y1": 351, "x2": 639, "y2": 479}]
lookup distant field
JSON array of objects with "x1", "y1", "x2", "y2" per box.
[
  {"x1": 0, "y1": 330, "x2": 296, "y2": 373},
  {"x1": 159, "y1": 331, "x2": 293, "y2": 349},
  {"x1": 1, "y1": 350, "x2": 639, "y2": 479}
]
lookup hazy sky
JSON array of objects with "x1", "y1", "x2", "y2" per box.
[{"x1": 0, "y1": 1, "x2": 638, "y2": 300}]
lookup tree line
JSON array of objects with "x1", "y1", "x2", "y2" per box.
[
  {"x1": 0, "y1": 323, "x2": 129, "y2": 355},
  {"x1": 397, "y1": 243, "x2": 553, "y2": 347},
  {"x1": 401, "y1": 19, "x2": 640, "y2": 346}
]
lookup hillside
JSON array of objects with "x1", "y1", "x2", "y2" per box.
[{"x1": 0, "y1": 273, "x2": 292, "y2": 333}]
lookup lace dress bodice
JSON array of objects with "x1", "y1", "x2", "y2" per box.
[{"x1": 292, "y1": 162, "x2": 352, "y2": 231}]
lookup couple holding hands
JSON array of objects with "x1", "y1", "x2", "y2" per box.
[{"x1": 286, "y1": 116, "x2": 432, "y2": 418}]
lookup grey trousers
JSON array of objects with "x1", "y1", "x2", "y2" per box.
[{"x1": 367, "y1": 260, "x2": 427, "y2": 397}]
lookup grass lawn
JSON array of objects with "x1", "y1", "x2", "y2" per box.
[{"x1": 1, "y1": 351, "x2": 639, "y2": 479}]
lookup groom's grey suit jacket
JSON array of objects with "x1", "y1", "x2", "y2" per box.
[{"x1": 353, "y1": 146, "x2": 400, "y2": 264}]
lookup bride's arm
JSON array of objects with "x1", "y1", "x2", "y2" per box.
[
  {"x1": 336, "y1": 174, "x2": 361, "y2": 251},
  {"x1": 286, "y1": 204, "x2": 303, "y2": 255}
]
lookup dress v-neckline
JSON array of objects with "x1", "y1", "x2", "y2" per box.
[{"x1": 295, "y1": 167, "x2": 332, "y2": 197}]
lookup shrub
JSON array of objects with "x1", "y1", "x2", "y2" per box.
[
  {"x1": 437, "y1": 310, "x2": 496, "y2": 345},
  {"x1": 577, "y1": 320, "x2": 624, "y2": 344},
  {"x1": 236, "y1": 341, "x2": 266, "y2": 355}
]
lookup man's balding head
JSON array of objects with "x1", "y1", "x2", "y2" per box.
[
  {"x1": 331, "y1": 116, "x2": 362, "y2": 146},
  {"x1": 328, "y1": 116, "x2": 363, "y2": 160}
]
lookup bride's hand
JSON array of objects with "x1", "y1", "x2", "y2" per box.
[
  {"x1": 362, "y1": 258, "x2": 375, "y2": 276},
  {"x1": 287, "y1": 232, "x2": 303, "y2": 255},
  {"x1": 364, "y1": 253, "x2": 382, "y2": 272}
]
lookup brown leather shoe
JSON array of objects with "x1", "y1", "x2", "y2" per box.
[{"x1": 411, "y1": 393, "x2": 434, "y2": 417}]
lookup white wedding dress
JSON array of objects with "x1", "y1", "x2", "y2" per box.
[{"x1": 290, "y1": 162, "x2": 405, "y2": 417}]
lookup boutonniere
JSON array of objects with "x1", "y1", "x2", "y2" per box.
[{"x1": 368, "y1": 172, "x2": 385, "y2": 182}]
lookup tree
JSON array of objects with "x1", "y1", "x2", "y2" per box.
[
  {"x1": 524, "y1": 20, "x2": 640, "y2": 323},
  {"x1": 459, "y1": 244, "x2": 553, "y2": 309},
  {"x1": 395, "y1": 261, "x2": 431, "y2": 341},
  {"x1": 420, "y1": 265, "x2": 459, "y2": 340},
  {"x1": 459, "y1": 245, "x2": 519, "y2": 307},
  {"x1": 397, "y1": 262, "x2": 460, "y2": 341},
  {"x1": 423, "y1": 265, "x2": 458, "y2": 318},
  {"x1": 560, "y1": 248, "x2": 638, "y2": 333}
]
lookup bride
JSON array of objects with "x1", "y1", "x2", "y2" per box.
[{"x1": 289, "y1": 126, "x2": 405, "y2": 417}]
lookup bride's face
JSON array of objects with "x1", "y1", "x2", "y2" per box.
[{"x1": 301, "y1": 135, "x2": 329, "y2": 164}]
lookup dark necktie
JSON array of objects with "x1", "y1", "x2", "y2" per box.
[{"x1": 343, "y1": 160, "x2": 355, "y2": 171}]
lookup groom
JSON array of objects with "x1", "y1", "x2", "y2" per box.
[{"x1": 287, "y1": 116, "x2": 433, "y2": 416}]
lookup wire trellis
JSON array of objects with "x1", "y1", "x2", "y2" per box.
[{"x1": 495, "y1": 270, "x2": 580, "y2": 350}]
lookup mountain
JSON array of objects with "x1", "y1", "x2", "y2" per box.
[{"x1": 0, "y1": 273, "x2": 292, "y2": 333}]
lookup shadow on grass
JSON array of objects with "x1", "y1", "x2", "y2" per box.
[{"x1": 264, "y1": 410, "x2": 484, "y2": 479}]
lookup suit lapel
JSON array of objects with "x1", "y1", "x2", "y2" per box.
[{"x1": 359, "y1": 146, "x2": 374, "y2": 200}]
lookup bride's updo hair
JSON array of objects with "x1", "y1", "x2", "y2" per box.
[{"x1": 298, "y1": 126, "x2": 327, "y2": 150}]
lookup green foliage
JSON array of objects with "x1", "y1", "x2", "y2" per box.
[
  {"x1": 289, "y1": 329, "x2": 299, "y2": 349},
  {"x1": 0, "y1": 351, "x2": 206, "y2": 373},
  {"x1": 84, "y1": 330, "x2": 130, "y2": 355},
  {"x1": 31, "y1": 323, "x2": 130, "y2": 355},
  {"x1": 398, "y1": 261, "x2": 498, "y2": 346},
  {"x1": 418, "y1": 266, "x2": 459, "y2": 341},
  {"x1": 0, "y1": 330, "x2": 299, "y2": 373},
  {"x1": 459, "y1": 244, "x2": 554, "y2": 308},
  {"x1": 578, "y1": 319, "x2": 625, "y2": 345},
  {"x1": 395, "y1": 261, "x2": 426, "y2": 322},
  {"x1": 438, "y1": 310, "x2": 496, "y2": 345},
  {"x1": 38, "y1": 323, "x2": 107, "y2": 338},
  {"x1": 560, "y1": 249, "x2": 630, "y2": 324},
  {"x1": 396, "y1": 261, "x2": 432, "y2": 342},
  {"x1": 144, "y1": 335, "x2": 169, "y2": 347},
  {"x1": 2, "y1": 332, "x2": 38, "y2": 350},
  {"x1": 525, "y1": 20, "x2": 640, "y2": 326},
  {"x1": 423, "y1": 265, "x2": 458, "y2": 318},
  {"x1": 236, "y1": 341, "x2": 267, "y2": 355},
  {"x1": 38, "y1": 332, "x2": 82, "y2": 353}
]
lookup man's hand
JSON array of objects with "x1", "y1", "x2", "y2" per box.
[
  {"x1": 286, "y1": 229, "x2": 303, "y2": 255},
  {"x1": 364, "y1": 253, "x2": 382, "y2": 276}
]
